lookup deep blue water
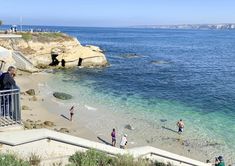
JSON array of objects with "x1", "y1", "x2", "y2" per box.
[{"x1": 61, "y1": 27, "x2": 235, "y2": 117}]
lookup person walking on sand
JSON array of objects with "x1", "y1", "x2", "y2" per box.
[
  {"x1": 120, "y1": 134, "x2": 128, "y2": 149},
  {"x1": 111, "y1": 128, "x2": 116, "y2": 147},
  {"x1": 69, "y1": 106, "x2": 75, "y2": 121},
  {"x1": 177, "y1": 119, "x2": 184, "y2": 134}
]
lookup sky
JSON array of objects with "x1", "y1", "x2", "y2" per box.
[{"x1": 0, "y1": 0, "x2": 235, "y2": 27}]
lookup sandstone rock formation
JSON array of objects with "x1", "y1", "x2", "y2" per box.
[{"x1": 0, "y1": 32, "x2": 108, "y2": 71}]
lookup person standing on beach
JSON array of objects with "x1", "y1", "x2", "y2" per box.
[
  {"x1": 69, "y1": 106, "x2": 75, "y2": 121},
  {"x1": 111, "y1": 128, "x2": 116, "y2": 147},
  {"x1": 177, "y1": 119, "x2": 184, "y2": 134},
  {"x1": 215, "y1": 156, "x2": 225, "y2": 166},
  {"x1": 120, "y1": 134, "x2": 128, "y2": 149}
]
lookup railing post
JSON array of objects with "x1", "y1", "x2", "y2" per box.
[{"x1": 0, "y1": 88, "x2": 21, "y2": 127}]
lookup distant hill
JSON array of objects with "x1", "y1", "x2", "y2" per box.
[{"x1": 130, "y1": 23, "x2": 235, "y2": 30}]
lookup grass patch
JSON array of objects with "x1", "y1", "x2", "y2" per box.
[
  {"x1": 21, "y1": 33, "x2": 32, "y2": 41},
  {"x1": 0, "y1": 153, "x2": 30, "y2": 166},
  {"x1": 28, "y1": 153, "x2": 41, "y2": 166},
  {"x1": 68, "y1": 149, "x2": 173, "y2": 166},
  {"x1": 20, "y1": 32, "x2": 72, "y2": 43}
]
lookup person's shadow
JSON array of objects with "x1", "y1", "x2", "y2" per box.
[
  {"x1": 97, "y1": 136, "x2": 112, "y2": 146},
  {"x1": 61, "y1": 114, "x2": 70, "y2": 121},
  {"x1": 162, "y1": 126, "x2": 178, "y2": 134}
]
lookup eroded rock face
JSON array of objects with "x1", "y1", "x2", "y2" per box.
[
  {"x1": 0, "y1": 32, "x2": 108, "y2": 70},
  {"x1": 53, "y1": 92, "x2": 72, "y2": 100}
]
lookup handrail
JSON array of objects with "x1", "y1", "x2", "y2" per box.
[{"x1": 0, "y1": 88, "x2": 21, "y2": 126}]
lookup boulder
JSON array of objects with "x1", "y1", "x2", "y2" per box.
[
  {"x1": 26, "y1": 89, "x2": 36, "y2": 96},
  {"x1": 160, "y1": 119, "x2": 167, "y2": 122},
  {"x1": 125, "y1": 124, "x2": 135, "y2": 130},
  {"x1": 53, "y1": 92, "x2": 72, "y2": 100},
  {"x1": 34, "y1": 123, "x2": 45, "y2": 129},
  {"x1": 121, "y1": 54, "x2": 141, "y2": 59},
  {"x1": 22, "y1": 105, "x2": 30, "y2": 110},
  {"x1": 23, "y1": 121, "x2": 33, "y2": 129},
  {"x1": 44, "y1": 121, "x2": 54, "y2": 127},
  {"x1": 59, "y1": 128, "x2": 70, "y2": 133},
  {"x1": 32, "y1": 96, "x2": 37, "y2": 101}
]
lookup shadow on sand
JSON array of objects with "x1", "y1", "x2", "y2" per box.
[
  {"x1": 97, "y1": 136, "x2": 112, "y2": 146},
  {"x1": 61, "y1": 114, "x2": 70, "y2": 121},
  {"x1": 162, "y1": 126, "x2": 178, "y2": 134}
]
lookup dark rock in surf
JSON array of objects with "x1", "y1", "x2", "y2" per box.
[
  {"x1": 53, "y1": 92, "x2": 72, "y2": 100},
  {"x1": 160, "y1": 119, "x2": 167, "y2": 122},
  {"x1": 151, "y1": 60, "x2": 170, "y2": 65},
  {"x1": 125, "y1": 124, "x2": 135, "y2": 130},
  {"x1": 121, "y1": 54, "x2": 141, "y2": 59}
]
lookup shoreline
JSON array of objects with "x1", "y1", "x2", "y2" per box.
[{"x1": 16, "y1": 71, "x2": 234, "y2": 165}]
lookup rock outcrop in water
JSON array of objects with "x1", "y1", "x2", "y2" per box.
[
  {"x1": 0, "y1": 32, "x2": 108, "y2": 71},
  {"x1": 53, "y1": 92, "x2": 72, "y2": 100}
]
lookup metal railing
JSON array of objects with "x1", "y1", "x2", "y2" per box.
[{"x1": 0, "y1": 89, "x2": 21, "y2": 127}]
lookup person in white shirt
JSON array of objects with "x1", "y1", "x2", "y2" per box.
[{"x1": 120, "y1": 134, "x2": 128, "y2": 149}]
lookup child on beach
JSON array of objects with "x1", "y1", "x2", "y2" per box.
[
  {"x1": 120, "y1": 134, "x2": 128, "y2": 149},
  {"x1": 111, "y1": 128, "x2": 116, "y2": 147},
  {"x1": 69, "y1": 106, "x2": 75, "y2": 121}
]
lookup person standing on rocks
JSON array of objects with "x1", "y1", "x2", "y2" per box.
[
  {"x1": 69, "y1": 106, "x2": 75, "y2": 121},
  {"x1": 120, "y1": 134, "x2": 128, "y2": 149},
  {"x1": 177, "y1": 119, "x2": 184, "y2": 134},
  {"x1": 111, "y1": 128, "x2": 116, "y2": 147}
]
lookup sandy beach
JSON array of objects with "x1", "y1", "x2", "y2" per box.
[{"x1": 14, "y1": 70, "x2": 234, "y2": 165}]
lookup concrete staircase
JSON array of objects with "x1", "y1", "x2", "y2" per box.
[{"x1": 12, "y1": 51, "x2": 38, "y2": 72}]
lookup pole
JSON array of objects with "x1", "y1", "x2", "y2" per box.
[{"x1": 20, "y1": 16, "x2": 23, "y2": 32}]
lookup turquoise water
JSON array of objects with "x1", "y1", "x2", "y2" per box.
[
  {"x1": 56, "y1": 27, "x2": 235, "y2": 158},
  {"x1": 1, "y1": 25, "x2": 234, "y2": 159}
]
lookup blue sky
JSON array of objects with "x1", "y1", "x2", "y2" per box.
[{"x1": 0, "y1": 0, "x2": 235, "y2": 27}]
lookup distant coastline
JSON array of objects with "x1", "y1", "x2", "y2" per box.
[{"x1": 129, "y1": 23, "x2": 235, "y2": 30}]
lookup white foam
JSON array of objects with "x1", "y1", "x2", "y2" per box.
[{"x1": 85, "y1": 105, "x2": 97, "y2": 111}]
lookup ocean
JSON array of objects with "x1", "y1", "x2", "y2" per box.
[{"x1": 1, "y1": 25, "x2": 235, "y2": 159}]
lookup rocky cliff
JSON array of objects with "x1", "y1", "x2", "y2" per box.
[{"x1": 0, "y1": 32, "x2": 108, "y2": 70}]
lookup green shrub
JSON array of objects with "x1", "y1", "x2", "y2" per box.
[
  {"x1": 68, "y1": 149, "x2": 113, "y2": 166},
  {"x1": 68, "y1": 149, "x2": 171, "y2": 166},
  {"x1": 22, "y1": 33, "x2": 32, "y2": 41},
  {"x1": 0, "y1": 153, "x2": 30, "y2": 166}
]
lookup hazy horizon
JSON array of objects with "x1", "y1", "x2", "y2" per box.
[{"x1": 1, "y1": 0, "x2": 235, "y2": 27}]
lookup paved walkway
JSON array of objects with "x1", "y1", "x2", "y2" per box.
[
  {"x1": 0, "y1": 129, "x2": 211, "y2": 166},
  {"x1": 0, "y1": 34, "x2": 22, "y2": 38}
]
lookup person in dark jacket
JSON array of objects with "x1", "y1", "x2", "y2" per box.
[
  {"x1": 0, "y1": 66, "x2": 16, "y2": 90},
  {"x1": 0, "y1": 66, "x2": 17, "y2": 118}
]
